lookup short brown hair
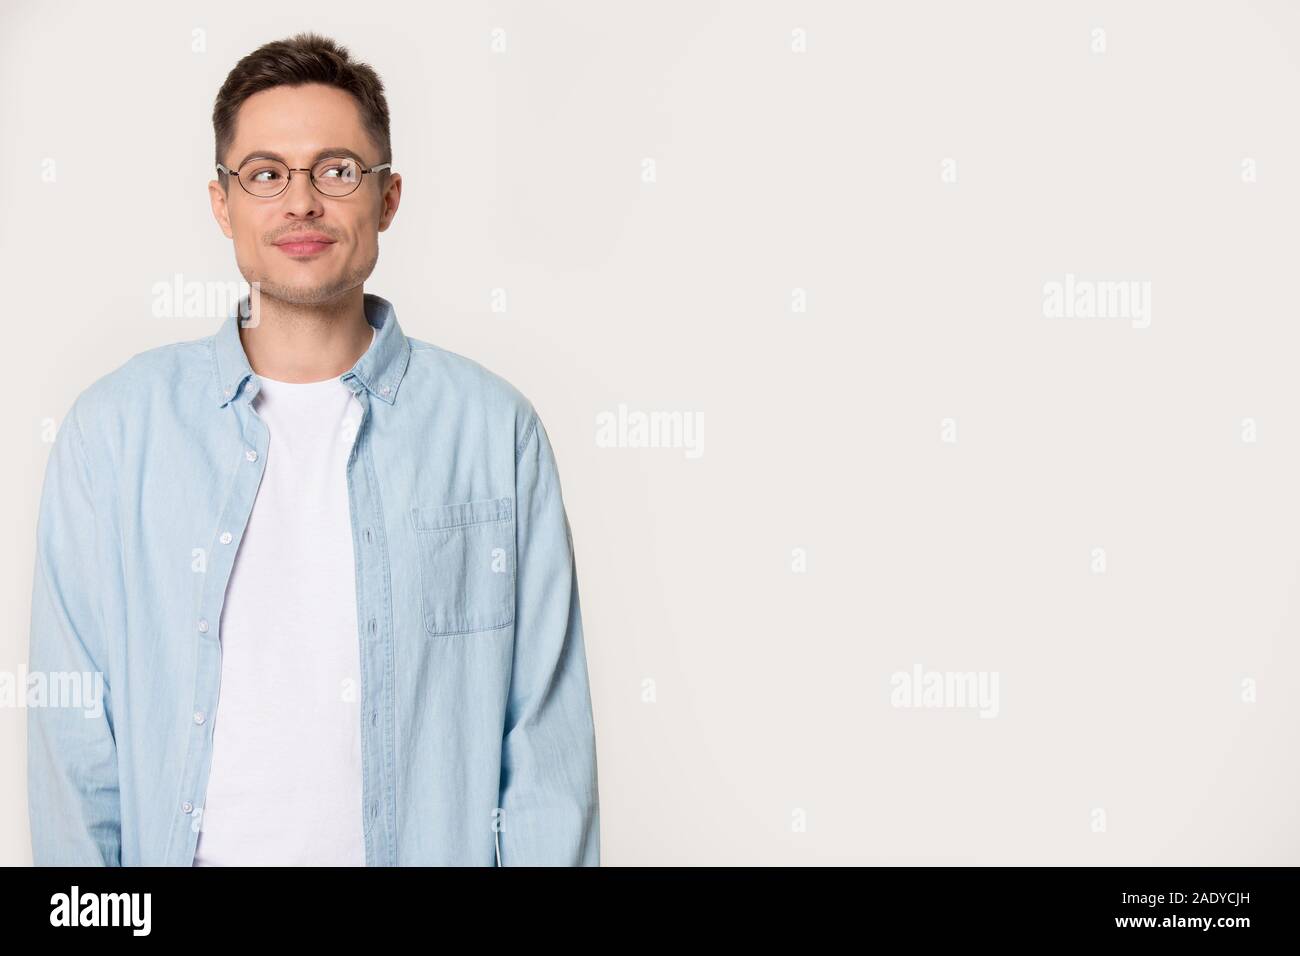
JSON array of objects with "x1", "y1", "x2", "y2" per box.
[{"x1": 212, "y1": 32, "x2": 391, "y2": 183}]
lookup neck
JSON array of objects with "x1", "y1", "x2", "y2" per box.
[{"x1": 239, "y1": 286, "x2": 372, "y2": 383}]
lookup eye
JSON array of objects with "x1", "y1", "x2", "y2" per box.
[
  {"x1": 247, "y1": 166, "x2": 282, "y2": 182},
  {"x1": 317, "y1": 160, "x2": 359, "y2": 182}
]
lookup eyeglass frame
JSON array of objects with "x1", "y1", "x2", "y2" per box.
[{"x1": 215, "y1": 156, "x2": 393, "y2": 198}]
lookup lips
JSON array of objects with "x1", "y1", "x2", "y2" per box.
[{"x1": 274, "y1": 233, "x2": 336, "y2": 257}]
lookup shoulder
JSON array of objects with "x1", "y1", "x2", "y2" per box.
[
  {"x1": 406, "y1": 338, "x2": 542, "y2": 459},
  {"x1": 70, "y1": 333, "x2": 211, "y2": 426}
]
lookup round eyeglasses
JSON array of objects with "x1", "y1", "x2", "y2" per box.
[{"x1": 216, "y1": 156, "x2": 392, "y2": 198}]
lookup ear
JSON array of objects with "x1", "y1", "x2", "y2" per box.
[
  {"x1": 377, "y1": 171, "x2": 402, "y2": 233},
  {"x1": 209, "y1": 178, "x2": 234, "y2": 239}
]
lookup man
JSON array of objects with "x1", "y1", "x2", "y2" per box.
[{"x1": 27, "y1": 33, "x2": 599, "y2": 866}]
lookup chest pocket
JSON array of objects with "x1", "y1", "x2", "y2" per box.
[{"x1": 411, "y1": 496, "x2": 515, "y2": 636}]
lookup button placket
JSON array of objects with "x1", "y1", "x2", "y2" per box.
[
  {"x1": 171, "y1": 398, "x2": 269, "y2": 865},
  {"x1": 345, "y1": 389, "x2": 395, "y2": 864}
]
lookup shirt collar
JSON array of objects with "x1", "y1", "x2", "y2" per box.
[{"x1": 212, "y1": 291, "x2": 412, "y2": 408}]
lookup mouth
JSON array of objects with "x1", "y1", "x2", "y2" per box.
[{"x1": 273, "y1": 234, "x2": 336, "y2": 257}]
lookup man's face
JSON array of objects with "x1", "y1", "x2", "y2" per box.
[{"x1": 208, "y1": 82, "x2": 401, "y2": 306}]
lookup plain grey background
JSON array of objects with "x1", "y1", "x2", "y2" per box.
[{"x1": 2, "y1": 0, "x2": 1299, "y2": 864}]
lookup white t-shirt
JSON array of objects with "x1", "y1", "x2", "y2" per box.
[{"x1": 193, "y1": 328, "x2": 375, "y2": 866}]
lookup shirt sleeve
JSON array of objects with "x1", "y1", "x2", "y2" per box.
[
  {"x1": 496, "y1": 410, "x2": 600, "y2": 866},
  {"x1": 27, "y1": 399, "x2": 122, "y2": 866}
]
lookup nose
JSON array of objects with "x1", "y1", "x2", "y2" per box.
[{"x1": 282, "y1": 168, "x2": 324, "y2": 219}]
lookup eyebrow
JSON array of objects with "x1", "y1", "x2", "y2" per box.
[{"x1": 233, "y1": 147, "x2": 369, "y2": 168}]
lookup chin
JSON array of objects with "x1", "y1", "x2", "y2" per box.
[{"x1": 254, "y1": 277, "x2": 354, "y2": 306}]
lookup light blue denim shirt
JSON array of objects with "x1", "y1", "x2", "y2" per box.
[{"x1": 27, "y1": 292, "x2": 599, "y2": 866}]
